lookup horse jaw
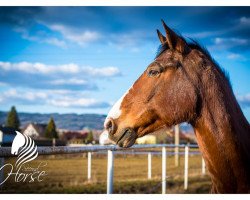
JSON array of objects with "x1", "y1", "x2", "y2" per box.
[{"x1": 11, "y1": 131, "x2": 25, "y2": 155}]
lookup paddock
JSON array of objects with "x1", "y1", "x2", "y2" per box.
[{"x1": 0, "y1": 144, "x2": 207, "y2": 194}]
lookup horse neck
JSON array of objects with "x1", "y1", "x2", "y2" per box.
[{"x1": 192, "y1": 69, "x2": 250, "y2": 193}]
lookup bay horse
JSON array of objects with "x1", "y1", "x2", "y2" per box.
[{"x1": 103, "y1": 20, "x2": 250, "y2": 193}]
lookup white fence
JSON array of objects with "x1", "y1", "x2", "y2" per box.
[{"x1": 0, "y1": 144, "x2": 205, "y2": 194}]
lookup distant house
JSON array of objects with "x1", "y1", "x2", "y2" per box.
[
  {"x1": 99, "y1": 131, "x2": 157, "y2": 145},
  {"x1": 22, "y1": 123, "x2": 47, "y2": 139},
  {"x1": 98, "y1": 126, "x2": 196, "y2": 145},
  {"x1": 91, "y1": 129, "x2": 103, "y2": 143},
  {"x1": 59, "y1": 129, "x2": 89, "y2": 145},
  {"x1": 0, "y1": 126, "x2": 16, "y2": 146},
  {"x1": 151, "y1": 127, "x2": 196, "y2": 144},
  {"x1": 136, "y1": 135, "x2": 157, "y2": 144},
  {"x1": 165, "y1": 129, "x2": 196, "y2": 144},
  {"x1": 62, "y1": 130, "x2": 88, "y2": 140}
]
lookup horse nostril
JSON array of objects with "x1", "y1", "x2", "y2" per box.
[
  {"x1": 107, "y1": 121, "x2": 112, "y2": 132},
  {"x1": 105, "y1": 118, "x2": 116, "y2": 135}
]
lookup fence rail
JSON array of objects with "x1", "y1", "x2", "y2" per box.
[
  {"x1": 0, "y1": 144, "x2": 203, "y2": 194},
  {"x1": 0, "y1": 144, "x2": 198, "y2": 157}
]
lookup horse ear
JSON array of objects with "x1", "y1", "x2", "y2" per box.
[
  {"x1": 16, "y1": 131, "x2": 22, "y2": 135},
  {"x1": 157, "y1": 29, "x2": 166, "y2": 44},
  {"x1": 161, "y1": 19, "x2": 190, "y2": 54}
]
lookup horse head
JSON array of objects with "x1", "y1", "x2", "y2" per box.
[
  {"x1": 11, "y1": 131, "x2": 26, "y2": 155},
  {"x1": 103, "y1": 20, "x2": 213, "y2": 148},
  {"x1": 102, "y1": 19, "x2": 250, "y2": 193}
]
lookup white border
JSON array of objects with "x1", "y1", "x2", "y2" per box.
[
  {"x1": 0, "y1": 0, "x2": 250, "y2": 6},
  {"x1": 1, "y1": 1, "x2": 250, "y2": 199},
  {"x1": 3, "y1": 194, "x2": 250, "y2": 200}
]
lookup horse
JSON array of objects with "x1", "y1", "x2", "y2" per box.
[
  {"x1": 11, "y1": 131, "x2": 38, "y2": 169},
  {"x1": 103, "y1": 20, "x2": 250, "y2": 193}
]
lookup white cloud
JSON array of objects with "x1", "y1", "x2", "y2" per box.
[
  {"x1": 14, "y1": 27, "x2": 67, "y2": 48},
  {"x1": 0, "y1": 61, "x2": 120, "y2": 77},
  {"x1": 237, "y1": 94, "x2": 250, "y2": 108},
  {"x1": 227, "y1": 53, "x2": 243, "y2": 60},
  {"x1": 239, "y1": 17, "x2": 250, "y2": 25},
  {"x1": 44, "y1": 37, "x2": 67, "y2": 48},
  {"x1": 50, "y1": 78, "x2": 87, "y2": 86},
  {"x1": 48, "y1": 97, "x2": 109, "y2": 108},
  {"x1": 1, "y1": 88, "x2": 110, "y2": 109},
  {"x1": 184, "y1": 30, "x2": 226, "y2": 39},
  {"x1": 0, "y1": 61, "x2": 79, "y2": 74},
  {"x1": 49, "y1": 24, "x2": 100, "y2": 46},
  {"x1": 15, "y1": 21, "x2": 143, "y2": 50},
  {"x1": 208, "y1": 37, "x2": 250, "y2": 52},
  {"x1": 3, "y1": 89, "x2": 48, "y2": 102},
  {"x1": 0, "y1": 82, "x2": 7, "y2": 86},
  {"x1": 107, "y1": 31, "x2": 146, "y2": 50},
  {"x1": 214, "y1": 37, "x2": 248, "y2": 45},
  {"x1": 81, "y1": 66, "x2": 121, "y2": 77}
]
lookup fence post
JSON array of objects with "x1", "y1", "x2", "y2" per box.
[
  {"x1": 184, "y1": 145, "x2": 189, "y2": 190},
  {"x1": 202, "y1": 157, "x2": 206, "y2": 175},
  {"x1": 148, "y1": 152, "x2": 152, "y2": 179},
  {"x1": 87, "y1": 152, "x2": 92, "y2": 180},
  {"x1": 162, "y1": 147, "x2": 167, "y2": 194},
  {"x1": 52, "y1": 138, "x2": 56, "y2": 147},
  {"x1": 174, "y1": 125, "x2": 180, "y2": 167},
  {"x1": 107, "y1": 150, "x2": 114, "y2": 194}
]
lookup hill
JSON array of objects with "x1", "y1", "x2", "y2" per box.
[
  {"x1": 0, "y1": 111, "x2": 106, "y2": 130},
  {"x1": 0, "y1": 111, "x2": 194, "y2": 132}
]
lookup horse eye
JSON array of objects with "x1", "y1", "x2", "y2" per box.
[{"x1": 148, "y1": 69, "x2": 160, "y2": 77}]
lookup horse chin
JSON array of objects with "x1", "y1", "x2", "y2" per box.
[{"x1": 116, "y1": 128, "x2": 137, "y2": 148}]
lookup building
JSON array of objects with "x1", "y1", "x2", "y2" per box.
[
  {"x1": 22, "y1": 123, "x2": 47, "y2": 139},
  {"x1": 99, "y1": 126, "x2": 196, "y2": 145},
  {"x1": 0, "y1": 126, "x2": 16, "y2": 146},
  {"x1": 136, "y1": 135, "x2": 157, "y2": 144},
  {"x1": 59, "y1": 129, "x2": 88, "y2": 145},
  {"x1": 151, "y1": 127, "x2": 196, "y2": 144},
  {"x1": 91, "y1": 129, "x2": 103, "y2": 142}
]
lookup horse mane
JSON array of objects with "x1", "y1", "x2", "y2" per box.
[
  {"x1": 155, "y1": 35, "x2": 232, "y2": 89},
  {"x1": 188, "y1": 39, "x2": 232, "y2": 88}
]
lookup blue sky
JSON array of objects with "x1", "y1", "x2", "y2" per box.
[{"x1": 0, "y1": 7, "x2": 249, "y2": 121}]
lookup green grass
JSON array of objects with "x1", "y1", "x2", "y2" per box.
[{"x1": 0, "y1": 150, "x2": 211, "y2": 194}]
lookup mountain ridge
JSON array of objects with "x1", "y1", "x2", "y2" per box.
[
  {"x1": 0, "y1": 111, "x2": 194, "y2": 133},
  {"x1": 0, "y1": 111, "x2": 106, "y2": 130}
]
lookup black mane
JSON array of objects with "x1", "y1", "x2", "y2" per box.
[
  {"x1": 155, "y1": 37, "x2": 231, "y2": 87},
  {"x1": 188, "y1": 39, "x2": 231, "y2": 87},
  {"x1": 155, "y1": 43, "x2": 169, "y2": 59}
]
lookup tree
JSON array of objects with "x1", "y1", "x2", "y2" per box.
[
  {"x1": 6, "y1": 106, "x2": 20, "y2": 130},
  {"x1": 85, "y1": 131, "x2": 94, "y2": 144},
  {"x1": 45, "y1": 117, "x2": 58, "y2": 139}
]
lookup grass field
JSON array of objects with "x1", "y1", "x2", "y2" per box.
[{"x1": 0, "y1": 149, "x2": 211, "y2": 194}]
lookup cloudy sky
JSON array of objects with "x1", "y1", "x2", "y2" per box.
[{"x1": 0, "y1": 7, "x2": 249, "y2": 121}]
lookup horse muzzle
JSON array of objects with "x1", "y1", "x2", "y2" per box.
[
  {"x1": 112, "y1": 128, "x2": 137, "y2": 148},
  {"x1": 105, "y1": 118, "x2": 137, "y2": 148}
]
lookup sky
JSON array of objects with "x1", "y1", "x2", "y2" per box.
[{"x1": 0, "y1": 7, "x2": 249, "y2": 121}]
